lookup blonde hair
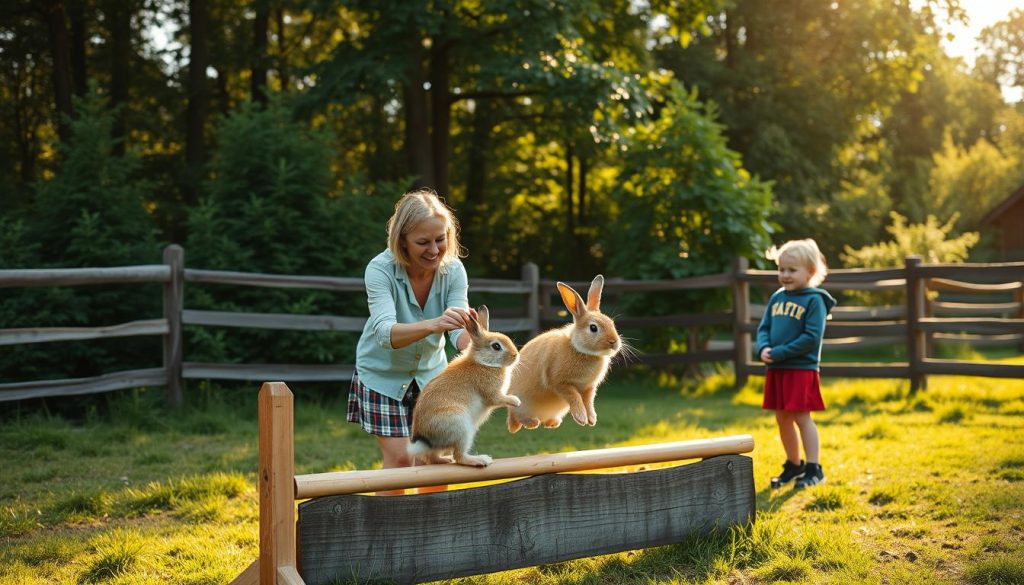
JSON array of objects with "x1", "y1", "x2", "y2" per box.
[
  {"x1": 765, "y1": 238, "x2": 828, "y2": 287},
  {"x1": 387, "y1": 188, "x2": 465, "y2": 268}
]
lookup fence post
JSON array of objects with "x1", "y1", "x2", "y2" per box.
[
  {"x1": 522, "y1": 262, "x2": 540, "y2": 340},
  {"x1": 258, "y1": 382, "x2": 297, "y2": 583},
  {"x1": 732, "y1": 257, "x2": 750, "y2": 390},
  {"x1": 163, "y1": 244, "x2": 184, "y2": 409},
  {"x1": 905, "y1": 256, "x2": 927, "y2": 394}
]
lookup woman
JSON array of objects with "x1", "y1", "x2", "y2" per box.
[{"x1": 348, "y1": 188, "x2": 474, "y2": 490}]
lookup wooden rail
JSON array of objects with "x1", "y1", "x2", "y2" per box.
[{"x1": 2, "y1": 249, "x2": 1022, "y2": 405}]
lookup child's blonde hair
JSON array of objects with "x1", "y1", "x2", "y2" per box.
[
  {"x1": 387, "y1": 188, "x2": 466, "y2": 268},
  {"x1": 765, "y1": 238, "x2": 828, "y2": 287}
]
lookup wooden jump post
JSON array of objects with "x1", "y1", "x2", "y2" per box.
[{"x1": 231, "y1": 382, "x2": 756, "y2": 585}]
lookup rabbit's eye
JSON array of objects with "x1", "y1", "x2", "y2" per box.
[
  {"x1": 589, "y1": 323, "x2": 598, "y2": 333},
  {"x1": 491, "y1": 342, "x2": 502, "y2": 351}
]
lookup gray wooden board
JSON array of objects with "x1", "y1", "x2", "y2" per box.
[{"x1": 297, "y1": 454, "x2": 754, "y2": 585}]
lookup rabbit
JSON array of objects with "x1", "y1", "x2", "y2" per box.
[
  {"x1": 408, "y1": 305, "x2": 521, "y2": 467},
  {"x1": 507, "y1": 275, "x2": 622, "y2": 433}
]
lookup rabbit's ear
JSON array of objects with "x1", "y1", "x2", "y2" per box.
[
  {"x1": 476, "y1": 305, "x2": 490, "y2": 331},
  {"x1": 465, "y1": 311, "x2": 482, "y2": 337},
  {"x1": 586, "y1": 275, "x2": 604, "y2": 311},
  {"x1": 557, "y1": 282, "x2": 587, "y2": 320}
]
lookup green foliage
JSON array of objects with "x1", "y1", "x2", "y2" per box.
[
  {"x1": 840, "y1": 211, "x2": 979, "y2": 305},
  {"x1": 605, "y1": 81, "x2": 772, "y2": 351},
  {"x1": 185, "y1": 97, "x2": 395, "y2": 367},
  {"x1": 0, "y1": 88, "x2": 161, "y2": 389}
]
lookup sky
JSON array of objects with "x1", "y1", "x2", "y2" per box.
[{"x1": 942, "y1": 1, "x2": 1024, "y2": 66}]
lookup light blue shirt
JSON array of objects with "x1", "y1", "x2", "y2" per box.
[{"x1": 355, "y1": 250, "x2": 468, "y2": 401}]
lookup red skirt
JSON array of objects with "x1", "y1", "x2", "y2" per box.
[{"x1": 762, "y1": 368, "x2": 825, "y2": 412}]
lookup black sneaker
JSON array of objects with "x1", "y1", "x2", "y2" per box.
[
  {"x1": 770, "y1": 459, "x2": 805, "y2": 489},
  {"x1": 794, "y1": 463, "x2": 825, "y2": 490}
]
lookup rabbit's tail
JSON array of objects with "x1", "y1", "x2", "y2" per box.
[{"x1": 407, "y1": 434, "x2": 433, "y2": 458}]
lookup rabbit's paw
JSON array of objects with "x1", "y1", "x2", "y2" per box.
[
  {"x1": 427, "y1": 453, "x2": 454, "y2": 464},
  {"x1": 570, "y1": 408, "x2": 588, "y2": 426},
  {"x1": 522, "y1": 417, "x2": 541, "y2": 429},
  {"x1": 543, "y1": 417, "x2": 562, "y2": 428},
  {"x1": 506, "y1": 395, "x2": 522, "y2": 407},
  {"x1": 458, "y1": 454, "x2": 493, "y2": 467}
]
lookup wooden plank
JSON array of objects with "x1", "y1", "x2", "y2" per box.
[
  {"x1": 929, "y1": 277, "x2": 1022, "y2": 293},
  {"x1": 623, "y1": 349, "x2": 735, "y2": 366},
  {"x1": 0, "y1": 319, "x2": 168, "y2": 346},
  {"x1": 488, "y1": 317, "x2": 536, "y2": 332},
  {"x1": 0, "y1": 265, "x2": 169, "y2": 287},
  {"x1": 226, "y1": 559, "x2": 259, "y2": 585},
  {"x1": 295, "y1": 435, "x2": 754, "y2": 498},
  {"x1": 741, "y1": 267, "x2": 906, "y2": 283},
  {"x1": 930, "y1": 301, "x2": 1020, "y2": 317},
  {"x1": 297, "y1": 455, "x2": 754, "y2": 585},
  {"x1": 259, "y1": 383, "x2": 296, "y2": 585},
  {"x1": 464, "y1": 278, "x2": 532, "y2": 293},
  {"x1": 185, "y1": 269, "x2": 365, "y2": 291},
  {"x1": 822, "y1": 335, "x2": 903, "y2": 349},
  {"x1": 917, "y1": 262, "x2": 1024, "y2": 282},
  {"x1": 522, "y1": 263, "x2": 540, "y2": 338},
  {"x1": 732, "y1": 257, "x2": 751, "y2": 390},
  {"x1": 0, "y1": 368, "x2": 167, "y2": 402},
  {"x1": 182, "y1": 310, "x2": 366, "y2": 331},
  {"x1": 182, "y1": 363, "x2": 354, "y2": 382},
  {"x1": 541, "y1": 273, "x2": 732, "y2": 291},
  {"x1": 933, "y1": 333, "x2": 1022, "y2": 347},
  {"x1": 921, "y1": 359, "x2": 1024, "y2": 379},
  {"x1": 617, "y1": 313, "x2": 733, "y2": 329},
  {"x1": 917, "y1": 318, "x2": 1024, "y2": 335}
]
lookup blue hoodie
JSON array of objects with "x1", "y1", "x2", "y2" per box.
[{"x1": 755, "y1": 287, "x2": 837, "y2": 370}]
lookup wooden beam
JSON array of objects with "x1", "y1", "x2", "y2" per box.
[
  {"x1": 182, "y1": 363, "x2": 354, "y2": 382},
  {"x1": 259, "y1": 382, "x2": 296, "y2": 585},
  {"x1": 0, "y1": 265, "x2": 169, "y2": 287},
  {"x1": 0, "y1": 368, "x2": 166, "y2": 402},
  {"x1": 0, "y1": 319, "x2": 168, "y2": 346},
  {"x1": 295, "y1": 434, "x2": 754, "y2": 499},
  {"x1": 226, "y1": 559, "x2": 259, "y2": 585},
  {"x1": 182, "y1": 310, "x2": 366, "y2": 332},
  {"x1": 185, "y1": 268, "x2": 365, "y2": 292}
]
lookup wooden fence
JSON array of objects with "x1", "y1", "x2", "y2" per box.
[{"x1": 2, "y1": 245, "x2": 1022, "y2": 407}]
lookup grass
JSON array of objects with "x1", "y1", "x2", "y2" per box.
[{"x1": 1, "y1": 359, "x2": 1023, "y2": 584}]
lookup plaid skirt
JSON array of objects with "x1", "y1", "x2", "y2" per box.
[
  {"x1": 346, "y1": 373, "x2": 421, "y2": 437},
  {"x1": 762, "y1": 368, "x2": 826, "y2": 412}
]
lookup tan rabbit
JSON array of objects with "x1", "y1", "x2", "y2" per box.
[
  {"x1": 507, "y1": 275, "x2": 622, "y2": 433},
  {"x1": 408, "y1": 305, "x2": 521, "y2": 467}
]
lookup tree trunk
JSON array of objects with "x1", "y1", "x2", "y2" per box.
[
  {"x1": 565, "y1": 142, "x2": 575, "y2": 236},
  {"x1": 464, "y1": 102, "x2": 492, "y2": 209},
  {"x1": 276, "y1": 7, "x2": 288, "y2": 91},
  {"x1": 577, "y1": 152, "x2": 587, "y2": 226},
  {"x1": 429, "y1": 40, "x2": 450, "y2": 196},
  {"x1": 42, "y1": 0, "x2": 75, "y2": 146},
  {"x1": 109, "y1": 0, "x2": 131, "y2": 155},
  {"x1": 185, "y1": 0, "x2": 210, "y2": 205},
  {"x1": 68, "y1": 0, "x2": 87, "y2": 97},
  {"x1": 251, "y1": 0, "x2": 269, "y2": 104},
  {"x1": 404, "y1": 31, "x2": 434, "y2": 189}
]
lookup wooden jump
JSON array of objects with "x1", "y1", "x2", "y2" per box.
[{"x1": 230, "y1": 382, "x2": 756, "y2": 585}]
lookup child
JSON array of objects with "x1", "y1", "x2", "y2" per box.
[{"x1": 756, "y1": 238, "x2": 836, "y2": 490}]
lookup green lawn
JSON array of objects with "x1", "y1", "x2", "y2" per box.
[{"x1": 2, "y1": 362, "x2": 1023, "y2": 584}]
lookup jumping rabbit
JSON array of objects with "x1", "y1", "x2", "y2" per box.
[
  {"x1": 408, "y1": 305, "x2": 521, "y2": 467},
  {"x1": 507, "y1": 275, "x2": 621, "y2": 433}
]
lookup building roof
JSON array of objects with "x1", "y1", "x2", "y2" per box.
[{"x1": 981, "y1": 184, "x2": 1024, "y2": 226}]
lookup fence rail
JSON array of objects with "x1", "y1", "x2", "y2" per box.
[{"x1": 1, "y1": 245, "x2": 1022, "y2": 406}]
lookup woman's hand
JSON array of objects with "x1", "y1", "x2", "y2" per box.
[
  {"x1": 760, "y1": 347, "x2": 773, "y2": 363},
  {"x1": 433, "y1": 307, "x2": 475, "y2": 333}
]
